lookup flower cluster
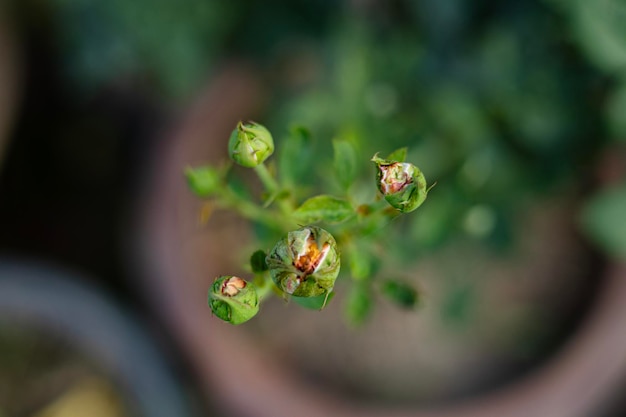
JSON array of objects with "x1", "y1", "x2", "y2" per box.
[{"x1": 188, "y1": 121, "x2": 429, "y2": 325}]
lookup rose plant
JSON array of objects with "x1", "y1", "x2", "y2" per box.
[{"x1": 186, "y1": 121, "x2": 430, "y2": 324}]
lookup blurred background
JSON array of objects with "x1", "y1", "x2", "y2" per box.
[{"x1": 1, "y1": 0, "x2": 626, "y2": 416}]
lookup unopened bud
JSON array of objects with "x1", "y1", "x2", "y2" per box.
[
  {"x1": 185, "y1": 165, "x2": 221, "y2": 196},
  {"x1": 371, "y1": 154, "x2": 428, "y2": 213},
  {"x1": 208, "y1": 276, "x2": 259, "y2": 324},
  {"x1": 266, "y1": 226, "x2": 340, "y2": 298},
  {"x1": 228, "y1": 121, "x2": 274, "y2": 167}
]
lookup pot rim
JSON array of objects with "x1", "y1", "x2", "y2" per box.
[
  {"x1": 0, "y1": 258, "x2": 195, "y2": 417},
  {"x1": 135, "y1": 63, "x2": 626, "y2": 417}
]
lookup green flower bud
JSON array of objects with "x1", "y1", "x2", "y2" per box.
[
  {"x1": 371, "y1": 154, "x2": 428, "y2": 213},
  {"x1": 185, "y1": 165, "x2": 221, "y2": 196},
  {"x1": 228, "y1": 121, "x2": 274, "y2": 167},
  {"x1": 266, "y1": 226, "x2": 340, "y2": 298},
  {"x1": 208, "y1": 276, "x2": 259, "y2": 325}
]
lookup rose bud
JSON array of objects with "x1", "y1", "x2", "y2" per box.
[
  {"x1": 185, "y1": 165, "x2": 221, "y2": 196},
  {"x1": 208, "y1": 275, "x2": 259, "y2": 325},
  {"x1": 228, "y1": 121, "x2": 274, "y2": 168},
  {"x1": 371, "y1": 154, "x2": 428, "y2": 213},
  {"x1": 266, "y1": 226, "x2": 340, "y2": 299}
]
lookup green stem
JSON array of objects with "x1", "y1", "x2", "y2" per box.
[
  {"x1": 254, "y1": 271, "x2": 275, "y2": 301},
  {"x1": 346, "y1": 198, "x2": 400, "y2": 237},
  {"x1": 363, "y1": 198, "x2": 389, "y2": 214},
  {"x1": 253, "y1": 162, "x2": 294, "y2": 215},
  {"x1": 218, "y1": 186, "x2": 286, "y2": 231},
  {"x1": 254, "y1": 163, "x2": 279, "y2": 194}
]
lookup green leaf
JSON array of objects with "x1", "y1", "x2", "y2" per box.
[
  {"x1": 346, "y1": 241, "x2": 378, "y2": 281},
  {"x1": 185, "y1": 166, "x2": 221, "y2": 196},
  {"x1": 386, "y1": 147, "x2": 408, "y2": 162},
  {"x1": 292, "y1": 291, "x2": 335, "y2": 310},
  {"x1": 250, "y1": 250, "x2": 268, "y2": 273},
  {"x1": 292, "y1": 195, "x2": 355, "y2": 224},
  {"x1": 333, "y1": 139, "x2": 358, "y2": 189},
  {"x1": 279, "y1": 125, "x2": 312, "y2": 187},
  {"x1": 344, "y1": 285, "x2": 372, "y2": 326},
  {"x1": 349, "y1": 253, "x2": 372, "y2": 281},
  {"x1": 580, "y1": 183, "x2": 626, "y2": 260},
  {"x1": 381, "y1": 280, "x2": 419, "y2": 309},
  {"x1": 571, "y1": 0, "x2": 626, "y2": 74},
  {"x1": 606, "y1": 82, "x2": 626, "y2": 140}
]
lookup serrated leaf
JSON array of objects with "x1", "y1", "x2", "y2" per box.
[
  {"x1": 580, "y1": 183, "x2": 626, "y2": 260},
  {"x1": 292, "y1": 292, "x2": 335, "y2": 310},
  {"x1": 292, "y1": 195, "x2": 355, "y2": 224},
  {"x1": 381, "y1": 280, "x2": 419, "y2": 309},
  {"x1": 333, "y1": 139, "x2": 358, "y2": 189},
  {"x1": 250, "y1": 250, "x2": 268, "y2": 273},
  {"x1": 386, "y1": 147, "x2": 408, "y2": 162}
]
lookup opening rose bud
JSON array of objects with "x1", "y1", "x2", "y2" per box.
[
  {"x1": 266, "y1": 226, "x2": 340, "y2": 299},
  {"x1": 208, "y1": 275, "x2": 259, "y2": 325},
  {"x1": 372, "y1": 154, "x2": 428, "y2": 213},
  {"x1": 228, "y1": 121, "x2": 274, "y2": 168}
]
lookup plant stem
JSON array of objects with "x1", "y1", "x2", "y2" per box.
[
  {"x1": 253, "y1": 162, "x2": 294, "y2": 215},
  {"x1": 218, "y1": 186, "x2": 286, "y2": 231},
  {"x1": 254, "y1": 271, "x2": 275, "y2": 301},
  {"x1": 253, "y1": 163, "x2": 279, "y2": 194}
]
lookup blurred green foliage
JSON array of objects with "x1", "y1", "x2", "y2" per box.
[
  {"x1": 42, "y1": 0, "x2": 335, "y2": 98},
  {"x1": 560, "y1": 0, "x2": 626, "y2": 74},
  {"x1": 381, "y1": 279, "x2": 419, "y2": 309},
  {"x1": 344, "y1": 284, "x2": 373, "y2": 325},
  {"x1": 35, "y1": 0, "x2": 626, "y2": 265},
  {"x1": 552, "y1": 0, "x2": 626, "y2": 256},
  {"x1": 581, "y1": 184, "x2": 626, "y2": 260},
  {"x1": 267, "y1": 1, "x2": 609, "y2": 263},
  {"x1": 46, "y1": 0, "x2": 232, "y2": 97}
]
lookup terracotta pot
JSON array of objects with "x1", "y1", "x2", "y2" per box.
[
  {"x1": 0, "y1": 259, "x2": 195, "y2": 417},
  {"x1": 136, "y1": 64, "x2": 626, "y2": 417}
]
